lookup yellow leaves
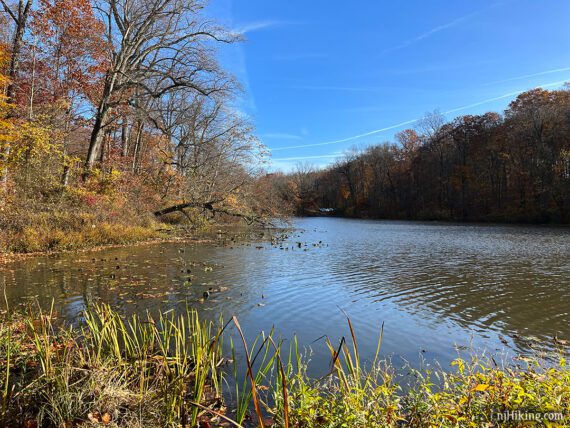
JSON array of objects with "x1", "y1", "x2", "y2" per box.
[
  {"x1": 224, "y1": 193, "x2": 240, "y2": 209},
  {"x1": 544, "y1": 423, "x2": 565, "y2": 428},
  {"x1": 0, "y1": 118, "x2": 15, "y2": 159},
  {"x1": 1, "y1": 43, "x2": 68, "y2": 175},
  {"x1": 0, "y1": 43, "x2": 9, "y2": 86},
  {"x1": 0, "y1": 117, "x2": 56, "y2": 174},
  {"x1": 472, "y1": 383, "x2": 490, "y2": 392},
  {"x1": 451, "y1": 358, "x2": 466, "y2": 375},
  {"x1": 18, "y1": 118, "x2": 54, "y2": 154},
  {"x1": 83, "y1": 168, "x2": 122, "y2": 196},
  {"x1": 63, "y1": 154, "x2": 81, "y2": 168},
  {"x1": 442, "y1": 413, "x2": 466, "y2": 424},
  {"x1": 0, "y1": 43, "x2": 66, "y2": 181},
  {"x1": 0, "y1": 46, "x2": 15, "y2": 178},
  {"x1": 0, "y1": 46, "x2": 12, "y2": 113}
]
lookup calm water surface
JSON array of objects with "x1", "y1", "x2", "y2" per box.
[{"x1": 1, "y1": 218, "x2": 569, "y2": 372}]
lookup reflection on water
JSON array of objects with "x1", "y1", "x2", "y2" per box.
[{"x1": 1, "y1": 218, "x2": 569, "y2": 371}]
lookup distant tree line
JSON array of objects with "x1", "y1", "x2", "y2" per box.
[{"x1": 273, "y1": 88, "x2": 570, "y2": 223}]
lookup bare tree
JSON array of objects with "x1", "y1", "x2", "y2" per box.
[
  {"x1": 0, "y1": 0, "x2": 32, "y2": 104},
  {"x1": 151, "y1": 91, "x2": 266, "y2": 221},
  {"x1": 84, "y1": 0, "x2": 236, "y2": 172},
  {"x1": 416, "y1": 109, "x2": 445, "y2": 141},
  {"x1": 0, "y1": 0, "x2": 31, "y2": 186}
]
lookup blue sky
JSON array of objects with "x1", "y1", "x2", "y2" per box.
[{"x1": 210, "y1": 0, "x2": 570, "y2": 171}]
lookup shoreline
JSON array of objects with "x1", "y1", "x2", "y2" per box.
[
  {"x1": 1, "y1": 304, "x2": 568, "y2": 427},
  {"x1": 0, "y1": 222, "x2": 283, "y2": 266},
  {"x1": 3, "y1": 215, "x2": 567, "y2": 266},
  {"x1": 0, "y1": 234, "x2": 195, "y2": 266},
  {"x1": 301, "y1": 212, "x2": 570, "y2": 227}
]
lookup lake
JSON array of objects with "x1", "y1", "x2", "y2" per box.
[{"x1": 1, "y1": 218, "x2": 569, "y2": 373}]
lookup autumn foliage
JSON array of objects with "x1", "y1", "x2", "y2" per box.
[
  {"x1": 0, "y1": 0, "x2": 271, "y2": 253},
  {"x1": 281, "y1": 88, "x2": 570, "y2": 224},
  {"x1": 0, "y1": 45, "x2": 14, "y2": 172}
]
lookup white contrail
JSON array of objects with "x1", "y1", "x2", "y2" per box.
[
  {"x1": 484, "y1": 67, "x2": 570, "y2": 85},
  {"x1": 272, "y1": 154, "x2": 341, "y2": 161},
  {"x1": 269, "y1": 80, "x2": 569, "y2": 152},
  {"x1": 382, "y1": 2, "x2": 504, "y2": 55},
  {"x1": 269, "y1": 119, "x2": 419, "y2": 151},
  {"x1": 445, "y1": 80, "x2": 569, "y2": 114}
]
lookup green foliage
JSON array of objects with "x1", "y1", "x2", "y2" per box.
[
  {"x1": 401, "y1": 356, "x2": 570, "y2": 427},
  {"x1": 1, "y1": 306, "x2": 568, "y2": 427},
  {"x1": 0, "y1": 304, "x2": 226, "y2": 427}
]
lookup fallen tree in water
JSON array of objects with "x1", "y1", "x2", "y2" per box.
[{"x1": 154, "y1": 201, "x2": 271, "y2": 226}]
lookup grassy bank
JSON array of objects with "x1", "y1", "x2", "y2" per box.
[
  {"x1": 1, "y1": 216, "x2": 161, "y2": 254},
  {"x1": 0, "y1": 192, "x2": 260, "y2": 258},
  {"x1": 0, "y1": 177, "x2": 166, "y2": 255},
  {"x1": 0, "y1": 305, "x2": 568, "y2": 427}
]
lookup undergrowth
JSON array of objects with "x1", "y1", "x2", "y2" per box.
[{"x1": 0, "y1": 305, "x2": 568, "y2": 427}]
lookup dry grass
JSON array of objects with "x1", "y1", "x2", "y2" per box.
[
  {"x1": 1, "y1": 305, "x2": 569, "y2": 427},
  {"x1": 0, "y1": 192, "x2": 162, "y2": 254}
]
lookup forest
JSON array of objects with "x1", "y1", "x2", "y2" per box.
[
  {"x1": 1, "y1": 2, "x2": 570, "y2": 427},
  {"x1": 1, "y1": 0, "x2": 569, "y2": 257},
  {"x1": 0, "y1": 0, "x2": 283, "y2": 253},
  {"x1": 278, "y1": 88, "x2": 570, "y2": 224}
]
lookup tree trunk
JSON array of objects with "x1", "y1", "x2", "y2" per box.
[
  {"x1": 61, "y1": 165, "x2": 70, "y2": 186},
  {"x1": 153, "y1": 202, "x2": 265, "y2": 225},
  {"x1": 121, "y1": 118, "x2": 130, "y2": 157},
  {"x1": 7, "y1": 25, "x2": 23, "y2": 104},
  {"x1": 1, "y1": 0, "x2": 32, "y2": 186},
  {"x1": 132, "y1": 121, "x2": 144, "y2": 173},
  {"x1": 154, "y1": 202, "x2": 212, "y2": 217},
  {"x1": 84, "y1": 68, "x2": 118, "y2": 173},
  {"x1": 5, "y1": 1, "x2": 31, "y2": 106},
  {"x1": 84, "y1": 100, "x2": 112, "y2": 174}
]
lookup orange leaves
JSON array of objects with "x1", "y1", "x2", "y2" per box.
[
  {"x1": 340, "y1": 183, "x2": 351, "y2": 201},
  {"x1": 507, "y1": 87, "x2": 554, "y2": 115},
  {"x1": 88, "y1": 411, "x2": 112, "y2": 425},
  {"x1": 396, "y1": 128, "x2": 421, "y2": 158},
  {"x1": 32, "y1": 0, "x2": 109, "y2": 103}
]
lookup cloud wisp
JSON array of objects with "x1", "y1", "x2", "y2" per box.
[
  {"x1": 233, "y1": 20, "x2": 301, "y2": 35},
  {"x1": 269, "y1": 79, "x2": 568, "y2": 152}
]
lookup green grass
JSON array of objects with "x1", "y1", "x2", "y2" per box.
[{"x1": 0, "y1": 304, "x2": 568, "y2": 427}]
